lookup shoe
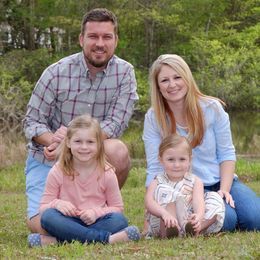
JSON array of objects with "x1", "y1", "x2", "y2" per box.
[
  {"x1": 28, "y1": 233, "x2": 41, "y2": 247},
  {"x1": 165, "y1": 226, "x2": 179, "y2": 238},
  {"x1": 124, "y1": 226, "x2": 140, "y2": 241},
  {"x1": 185, "y1": 222, "x2": 196, "y2": 236}
]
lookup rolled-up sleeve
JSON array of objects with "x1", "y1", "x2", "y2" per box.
[
  {"x1": 142, "y1": 109, "x2": 164, "y2": 187},
  {"x1": 23, "y1": 68, "x2": 56, "y2": 141}
]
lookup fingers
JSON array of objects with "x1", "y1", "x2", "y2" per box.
[
  {"x1": 52, "y1": 126, "x2": 67, "y2": 143},
  {"x1": 56, "y1": 201, "x2": 77, "y2": 217},
  {"x1": 188, "y1": 214, "x2": 201, "y2": 233},
  {"x1": 79, "y1": 210, "x2": 97, "y2": 225},
  {"x1": 44, "y1": 142, "x2": 60, "y2": 160},
  {"x1": 164, "y1": 218, "x2": 180, "y2": 230},
  {"x1": 218, "y1": 190, "x2": 235, "y2": 208},
  {"x1": 224, "y1": 193, "x2": 235, "y2": 208},
  {"x1": 43, "y1": 147, "x2": 57, "y2": 161}
]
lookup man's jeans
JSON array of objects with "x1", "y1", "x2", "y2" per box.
[{"x1": 41, "y1": 208, "x2": 128, "y2": 244}]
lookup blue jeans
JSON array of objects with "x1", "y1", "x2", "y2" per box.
[
  {"x1": 205, "y1": 178, "x2": 260, "y2": 231},
  {"x1": 41, "y1": 209, "x2": 128, "y2": 244}
]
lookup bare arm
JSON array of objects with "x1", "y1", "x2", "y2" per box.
[
  {"x1": 218, "y1": 160, "x2": 235, "y2": 207},
  {"x1": 33, "y1": 132, "x2": 53, "y2": 147},
  {"x1": 192, "y1": 176, "x2": 205, "y2": 220},
  {"x1": 190, "y1": 176, "x2": 205, "y2": 234},
  {"x1": 145, "y1": 180, "x2": 166, "y2": 218}
]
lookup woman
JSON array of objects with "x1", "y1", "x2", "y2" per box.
[{"x1": 143, "y1": 54, "x2": 260, "y2": 231}]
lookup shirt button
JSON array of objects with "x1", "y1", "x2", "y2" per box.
[{"x1": 88, "y1": 104, "x2": 91, "y2": 107}]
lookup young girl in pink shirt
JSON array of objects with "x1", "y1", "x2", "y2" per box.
[{"x1": 28, "y1": 115, "x2": 140, "y2": 247}]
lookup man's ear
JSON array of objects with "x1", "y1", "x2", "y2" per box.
[{"x1": 79, "y1": 33, "x2": 83, "y2": 48}]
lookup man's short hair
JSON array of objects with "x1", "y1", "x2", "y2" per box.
[{"x1": 81, "y1": 8, "x2": 118, "y2": 35}]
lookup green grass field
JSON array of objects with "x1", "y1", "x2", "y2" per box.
[{"x1": 0, "y1": 161, "x2": 260, "y2": 259}]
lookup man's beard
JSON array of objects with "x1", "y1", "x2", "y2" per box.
[
  {"x1": 86, "y1": 48, "x2": 112, "y2": 68},
  {"x1": 87, "y1": 57, "x2": 108, "y2": 68}
]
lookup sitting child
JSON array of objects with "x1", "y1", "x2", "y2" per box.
[
  {"x1": 145, "y1": 134, "x2": 225, "y2": 238},
  {"x1": 28, "y1": 115, "x2": 140, "y2": 246}
]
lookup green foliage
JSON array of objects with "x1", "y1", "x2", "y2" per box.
[
  {"x1": 0, "y1": 49, "x2": 64, "y2": 122},
  {"x1": 134, "y1": 69, "x2": 150, "y2": 113},
  {"x1": 121, "y1": 120, "x2": 145, "y2": 159},
  {"x1": 190, "y1": 26, "x2": 260, "y2": 109},
  {"x1": 0, "y1": 0, "x2": 259, "y2": 113}
]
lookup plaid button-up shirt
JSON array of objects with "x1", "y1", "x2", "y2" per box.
[{"x1": 23, "y1": 52, "x2": 138, "y2": 165}]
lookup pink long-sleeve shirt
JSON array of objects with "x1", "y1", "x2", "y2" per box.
[{"x1": 40, "y1": 163, "x2": 124, "y2": 219}]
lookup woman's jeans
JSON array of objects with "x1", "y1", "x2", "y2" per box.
[
  {"x1": 204, "y1": 178, "x2": 260, "y2": 231},
  {"x1": 41, "y1": 209, "x2": 128, "y2": 244}
]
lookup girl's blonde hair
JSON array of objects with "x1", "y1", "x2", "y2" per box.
[
  {"x1": 159, "y1": 134, "x2": 192, "y2": 159},
  {"x1": 150, "y1": 54, "x2": 223, "y2": 147},
  {"x1": 59, "y1": 114, "x2": 105, "y2": 178}
]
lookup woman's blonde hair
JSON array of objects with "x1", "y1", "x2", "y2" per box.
[
  {"x1": 59, "y1": 114, "x2": 106, "y2": 178},
  {"x1": 150, "y1": 54, "x2": 223, "y2": 147},
  {"x1": 159, "y1": 134, "x2": 192, "y2": 158}
]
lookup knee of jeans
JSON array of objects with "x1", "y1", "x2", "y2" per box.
[
  {"x1": 113, "y1": 212, "x2": 128, "y2": 229},
  {"x1": 238, "y1": 211, "x2": 260, "y2": 231},
  {"x1": 40, "y1": 208, "x2": 57, "y2": 228}
]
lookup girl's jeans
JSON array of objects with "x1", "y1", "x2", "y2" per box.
[
  {"x1": 41, "y1": 208, "x2": 128, "y2": 244},
  {"x1": 204, "y1": 178, "x2": 260, "y2": 231}
]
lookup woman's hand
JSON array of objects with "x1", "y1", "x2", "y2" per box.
[{"x1": 217, "y1": 190, "x2": 235, "y2": 208}]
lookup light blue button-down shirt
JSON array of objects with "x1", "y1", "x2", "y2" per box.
[{"x1": 143, "y1": 98, "x2": 236, "y2": 187}]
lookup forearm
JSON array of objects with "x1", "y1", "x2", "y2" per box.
[
  {"x1": 33, "y1": 132, "x2": 54, "y2": 147},
  {"x1": 146, "y1": 201, "x2": 167, "y2": 218},
  {"x1": 192, "y1": 177, "x2": 205, "y2": 220},
  {"x1": 193, "y1": 204, "x2": 205, "y2": 220},
  {"x1": 219, "y1": 160, "x2": 235, "y2": 192},
  {"x1": 145, "y1": 192, "x2": 166, "y2": 218}
]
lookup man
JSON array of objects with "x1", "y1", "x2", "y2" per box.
[{"x1": 23, "y1": 8, "x2": 138, "y2": 234}]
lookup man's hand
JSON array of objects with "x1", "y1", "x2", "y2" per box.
[
  {"x1": 43, "y1": 142, "x2": 60, "y2": 161},
  {"x1": 43, "y1": 126, "x2": 67, "y2": 161},
  {"x1": 52, "y1": 126, "x2": 67, "y2": 143}
]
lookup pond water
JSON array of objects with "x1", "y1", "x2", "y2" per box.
[{"x1": 229, "y1": 111, "x2": 260, "y2": 157}]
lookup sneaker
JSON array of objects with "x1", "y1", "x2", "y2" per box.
[
  {"x1": 124, "y1": 225, "x2": 141, "y2": 241},
  {"x1": 28, "y1": 233, "x2": 41, "y2": 247}
]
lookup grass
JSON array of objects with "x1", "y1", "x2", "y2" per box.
[{"x1": 0, "y1": 160, "x2": 260, "y2": 259}]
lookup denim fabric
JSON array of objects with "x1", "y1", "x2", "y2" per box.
[
  {"x1": 25, "y1": 154, "x2": 51, "y2": 218},
  {"x1": 41, "y1": 208, "x2": 128, "y2": 244},
  {"x1": 204, "y1": 179, "x2": 260, "y2": 231}
]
